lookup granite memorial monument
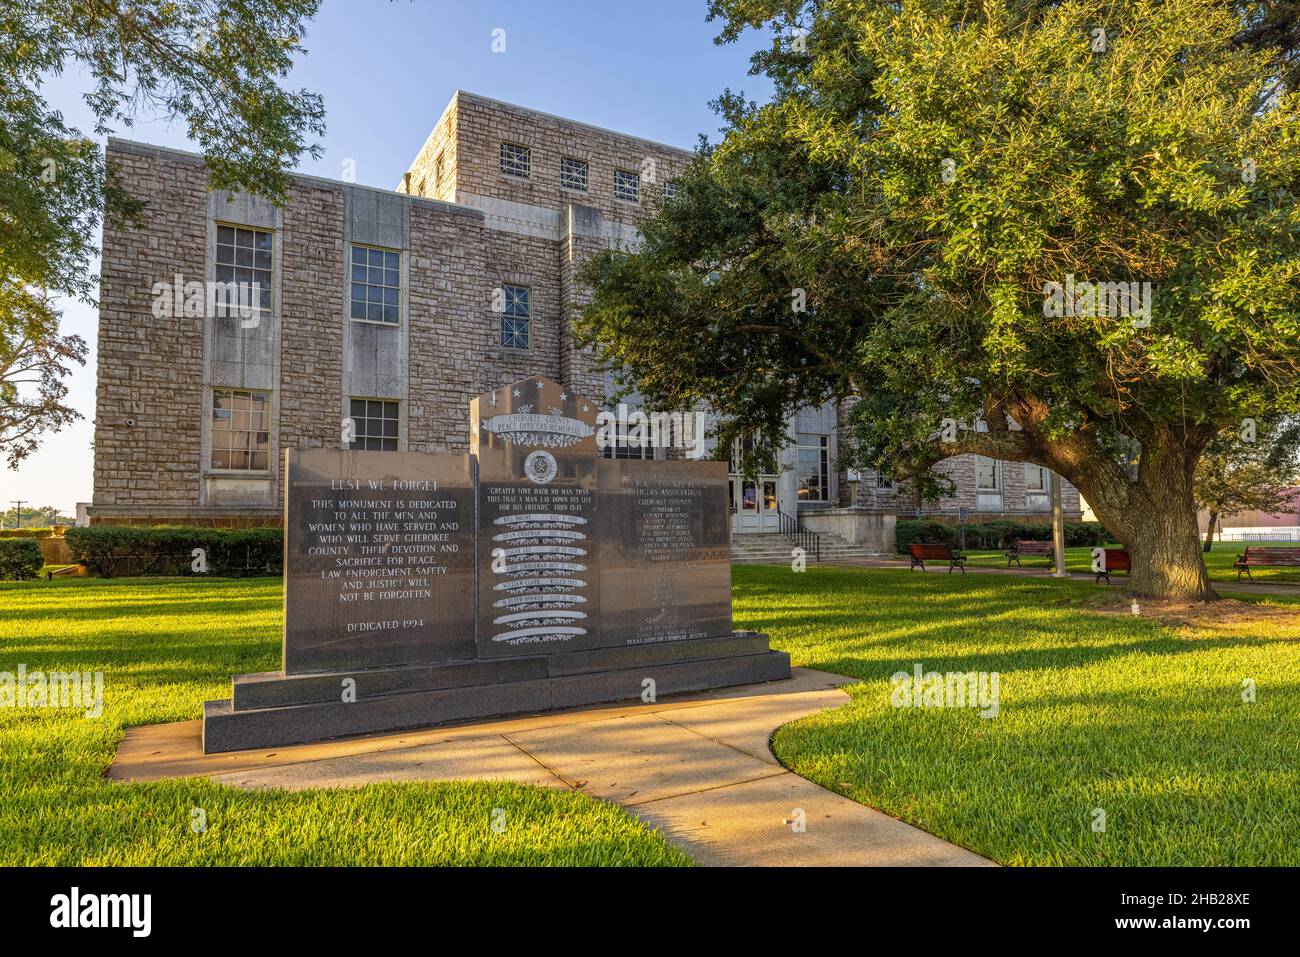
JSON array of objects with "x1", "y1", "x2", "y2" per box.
[{"x1": 202, "y1": 377, "x2": 790, "y2": 752}]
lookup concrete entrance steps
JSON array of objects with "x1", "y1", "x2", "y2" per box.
[{"x1": 730, "y1": 532, "x2": 887, "y2": 565}]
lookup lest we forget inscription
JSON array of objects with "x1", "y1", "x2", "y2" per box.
[{"x1": 283, "y1": 450, "x2": 474, "y2": 673}]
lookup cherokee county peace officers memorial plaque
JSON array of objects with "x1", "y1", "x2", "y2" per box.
[
  {"x1": 201, "y1": 376, "x2": 790, "y2": 753},
  {"x1": 471, "y1": 376, "x2": 601, "y2": 656},
  {"x1": 598, "y1": 459, "x2": 732, "y2": 644}
]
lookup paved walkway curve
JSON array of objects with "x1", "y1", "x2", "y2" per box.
[{"x1": 110, "y1": 668, "x2": 992, "y2": 867}]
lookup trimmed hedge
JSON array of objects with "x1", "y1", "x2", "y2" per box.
[
  {"x1": 0, "y1": 528, "x2": 53, "y2": 539},
  {"x1": 896, "y1": 519, "x2": 1112, "y2": 553},
  {"x1": 0, "y1": 539, "x2": 44, "y2": 580},
  {"x1": 64, "y1": 526, "x2": 282, "y2": 578}
]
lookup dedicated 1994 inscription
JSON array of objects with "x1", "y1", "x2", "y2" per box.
[{"x1": 283, "y1": 449, "x2": 474, "y2": 673}]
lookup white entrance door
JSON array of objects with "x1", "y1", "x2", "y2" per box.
[{"x1": 730, "y1": 438, "x2": 780, "y2": 533}]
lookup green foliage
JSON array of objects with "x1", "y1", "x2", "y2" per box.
[
  {"x1": 0, "y1": 539, "x2": 42, "y2": 579},
  {"x1": 1195, "y1": 415, "x2": 1300, "y2": 523},
  {"x1": 0, "y1": 284, "x2": 86, "y2": 467},
  {"x1": 0, "y1": 528, "x2": 52, "y2": 539},
  {"x1": 895, "y1": 519, "x2": 1110, "y2": 552},
  {"x1": 0, "y1": 503, "x2": 68, "y2": 527},
  {"x1": 64, "y1": 525, "x2": 282, "y2": 578},
  {"x1": 1, "y1": 0, "x2": 326, "y2": 466},
  {"x1": 580, "y1": 0, "x2": 1300, "y2": 595}
]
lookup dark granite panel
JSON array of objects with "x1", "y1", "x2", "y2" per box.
[
  {"x1": 203, "y1": 649, "x2": 791, "y2": 753},
  {"x1": 231, "y1": 655, "x2": 549, "y2": 711},
  {"x1": 473, "y1": 377, "x2": 602, "y2": 656},
  {"x1": 597, "y1": 458, "x2": 732, "y2": 645},
  {"x1": 545, "y1": 632, "x2": 770, "y2": 677},
  {"x1": 283, "y1": 449, "x2": 475, "y2": 673}
]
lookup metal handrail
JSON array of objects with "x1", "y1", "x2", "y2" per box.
[{"x1": 775, "y1": 506, "x2": 820, "y2": 562}]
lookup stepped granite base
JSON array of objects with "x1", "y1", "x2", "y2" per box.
[{"x1": 202, "y1": 632, "x2": 790, "y2": 753}]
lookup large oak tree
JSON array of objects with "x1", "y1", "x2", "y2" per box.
[{"x1": 578, "y1": 0, "x2": 1300, "y2": 598}]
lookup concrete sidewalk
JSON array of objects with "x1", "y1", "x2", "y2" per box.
[{"x1": 110, "y1": 667, "x2": 991, "y2": 867}]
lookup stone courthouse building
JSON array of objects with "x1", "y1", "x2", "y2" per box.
[{"x1": 89, "y1": 91, "x2": 1080, "y2": 550}]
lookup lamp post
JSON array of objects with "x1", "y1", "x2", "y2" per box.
[{"x1": 1051, "y1": 473, "x2": 1068, "y2": 577}]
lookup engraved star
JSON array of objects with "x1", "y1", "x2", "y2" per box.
[
  {"x1": 534, "y1": 380, "x2": 545, "y2": 390},
  {"x1": 581, "y1": 403, "x2": 590, "y2": 413},
  {"x1": 512, "y1": 388, "x2": 521, "y2": 397},
  {"x1": 559, "y1": 392, "x2": 568, "y2": 401},
  {"x1": 490, "y1": 392, "x2": 497, "y2": 406}
]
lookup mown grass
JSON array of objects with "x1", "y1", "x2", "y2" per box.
[
  {"x1": 0, "y1": 577, "x2": 690, "y2": 866},
  {"x1": 732, "y1": 564, "x2": 1300, "y2": 866},
  {"x1": 950, "y1": 540, "x2": 1300, "y2": 586},
  {"x1": 8, "y1": 567, "x2": 1295, "y2": 867}
]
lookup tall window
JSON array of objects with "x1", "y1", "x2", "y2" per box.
[
  {"x1": 661, "y1": 181, "x2": 678, "y2": 200},
  {"x1": 560, "y1": 157, "x2": 588, "y2": 192},
  {"x1": 435, "y1": 150, "x2": 445, "y2": 188},
  {"x1": 1024, "y1": 463, "x2": 1049, "y2": 493},
  {"x1": 211, "y1": 388, "x2": 270, "y2": 470},
  {"x1": 797, "y1": 433, "x2": 830, "y2": 501},
  {"x1": 349, "y1": 398, "x2": 399, "y2": 451},
  {"x1": 976, "y1": 456, "x2": 1002, "y2": 491},
  {"x1": 350, "y1": 245, "x2": 400, "y2": 324},
  {"x1": 500, "y1": 142, "x2": 530, "y2": 179},
  {"x1": 215, "y1": 225, "x2": 272, "y2": 316},
  {"x1": 613, "y1": 169, "x2": 640, "y2": 203},
  {"x1": 499, "y1": 284, "x2": 530, "y2": 349},
  {"x1": 600, "y1": 418, "x2": 655, "y2": 459}
]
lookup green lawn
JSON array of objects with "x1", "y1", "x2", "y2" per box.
[
  {"x1": 0, "y1": 577, "x2": 690, "y2": 866},
  {"x1": 950, "y1": 540, "x2": 1300, "y2": 586},
  {"x1": 733, "y1": 564, "x2": 1300, "y2": 866},
  {"x1": 6, "y1": 568, "x2": 1296, "y2": 866}
]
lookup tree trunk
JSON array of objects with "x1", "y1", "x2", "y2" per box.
[
  {"x1": 1126, "y1": 506, "x2": 1216, "y2": 599},
  {"x1": 1203, "y1": 511, "x2": 1218, "y2": 553},
  {"x1": 1065, "y1": 432, "x2": 1217, "y2": 601}
]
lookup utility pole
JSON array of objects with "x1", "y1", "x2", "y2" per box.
[
  {"x1": 1050, "y1": 474, "x2": 1069, "y2": 578},
  {"x1": 10, "y1": 500, "x2": 25, "y2": 530}
]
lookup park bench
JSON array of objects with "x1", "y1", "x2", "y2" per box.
[
  {"x1": 908, "y1": 542, "x2": 966, "y2": 573},
  {"x1": 1094, "y1": 548, "x2": 1131, "y2": 584},
  {"x1": 1006, "y1": 539, "x2": 1054, "y2": 568},
  {"x1": 1233, "y1": 545, "x2": 1300, "y2": 580}
]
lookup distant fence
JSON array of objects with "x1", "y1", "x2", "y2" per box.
[{"x1": 1219, "y1": 530, "x2": 1300, "y2": 543}]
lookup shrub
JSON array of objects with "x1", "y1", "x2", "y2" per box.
[
  {"x1": 895, "y1": 520, "x2": 959, "y2": 552},
  {"x1": 0, "y1": 540, "x2": 44, "y2": 580},
  {"x1": 0, "y1": 528, "x2": 53, "y2": 539},
  {"x1": 897, "y1": 519, "x2": 1113, "y2": 552},
  {"x1": 64, "y1": 525, "x2": 282, "y2": 577}
]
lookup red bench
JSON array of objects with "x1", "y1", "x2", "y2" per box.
[
  {"x1": 908, "y1": 542, "x2": 965, "y2": 573},
  {"x1": 1006, "y1": 539, "x2": 1054, "y2": 568},
  {"x1": 1234, "y1": 546, "x2": 1300, "y2": 580},
  {"x1": 1094, "y1": 548, "x2": 1131, "y2": 584}
]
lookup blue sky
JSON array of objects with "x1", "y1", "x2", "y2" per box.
[{"x1": 7, "y1": 0, "x2": 774, "y2": 515}]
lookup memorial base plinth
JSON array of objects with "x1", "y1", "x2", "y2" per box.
[{"x1": 201, "y1": 632, "x2": 791, "y2": 753}]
